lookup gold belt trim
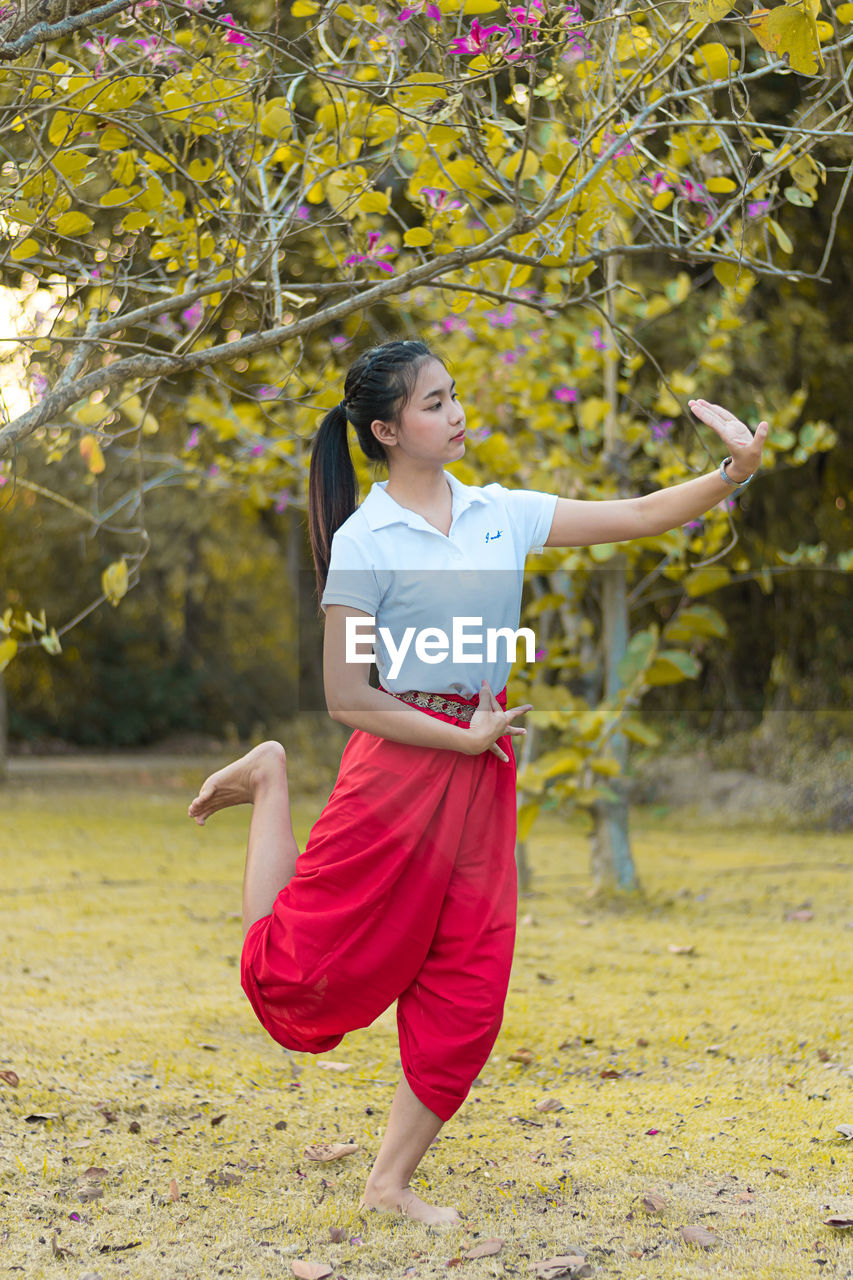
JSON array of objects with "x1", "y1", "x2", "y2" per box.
[{"x1": 387, "y1": 689, "x2": 477, "y2": 723}]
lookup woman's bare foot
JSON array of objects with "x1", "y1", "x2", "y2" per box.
[
  {"x1": 360, "y1": 1181, "x2": 461, "y2": 1226},
  {"x1": 188, "y1": 741, "x2": 286, "y2": 826}
]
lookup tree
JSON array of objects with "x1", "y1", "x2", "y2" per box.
[{"x1": 1, "y1": 0, "x2": 851, "y2": 880}]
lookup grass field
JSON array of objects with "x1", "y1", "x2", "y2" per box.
[{"x1": 1, "y1": 756, "x2": 852, "y2": 1280}]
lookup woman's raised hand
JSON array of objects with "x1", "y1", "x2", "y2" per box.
[
  {"x1": 687, "y1": 399, "x2": 769, "y2": 479},
  {"x1": 467, "y1": 679, "x2": 532, "y2": 764}
]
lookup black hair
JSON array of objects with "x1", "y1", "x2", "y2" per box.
[{"x1": 307, "y1": 338, "x2": 445, "y2": 606}]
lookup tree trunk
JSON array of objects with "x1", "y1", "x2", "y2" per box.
[
  {"x1": 588, "y1": 248, "x2": 639, "y2": 893},
  {"x1": 0, "y1": 671, "x2": 7, "y2": 784}
]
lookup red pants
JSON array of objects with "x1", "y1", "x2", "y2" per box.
[{"x1": 240, "y1": 687, "x2": 518, "y2": 1122}]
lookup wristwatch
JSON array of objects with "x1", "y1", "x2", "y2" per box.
[{"x1": 719, "y1": 456, "x2": 754, "y2": 490}]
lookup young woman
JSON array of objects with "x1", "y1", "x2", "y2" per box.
[{"x1": 188, "y1": 337, "x2": 766, "y2": 1226}]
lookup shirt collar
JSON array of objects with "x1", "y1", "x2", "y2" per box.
[{"x1": 362, "y1": 469, "x2": 489, "y2": 532}]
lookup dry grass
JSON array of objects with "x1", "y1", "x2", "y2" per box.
[{"x1": 1, "y1": 758, "x2": 852, "y2": 1280}]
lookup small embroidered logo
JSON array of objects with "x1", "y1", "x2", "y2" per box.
[{"x1": 485, "y1": 529, "x2": 503, "y2": 542}]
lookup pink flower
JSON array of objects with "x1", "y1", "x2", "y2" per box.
[
  {"x1": 652, "y1": 419, "x2": 672, "y2": 441},
  {"x1": 419, "y1": 187, "x2": 464, "y2": 212},
  {"x1": 646, "y1": 172, "x2": 670, "y2": 195},
  {"x1": 251, "y1": 443, "x2": 265, "y2": 456},
  {"x1": 591, "y1": 327, "x2": 607, "y2": 351},
  {"x1": 186, "y1": 428, "x2": 200, "y2": 449},
  {"x1": 449, "y1": 18, "x2": 509, "y2": 55},
  {"x1": 275, "y1": 492, "x2": 290, "y2": 513},
  {"x1": 181, "y1": 302, "x2": 203, "y2": 328},
  {"x1": 747, "y1": 200, "x2": 770, "y2": 217},
  {"x1": 220, "y1": 13, "x2": 252, "y2": 45},
  {"x1": 535, "y1": 647, "x2": 548, "y2": 660},
  {"x1": 398, "y1": 0, "x2": 441, "y2": 21},
  {"x1": 344, "y1": 230, "x2": 396, "y2": 275},
  {"x1": 681, "y1": 178, "x2": 708, "y2": 204},
  {"x1": 554, "y1": 385, "x2": 578, "y2": 403}
]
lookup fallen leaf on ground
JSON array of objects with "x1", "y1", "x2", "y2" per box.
[
  {"x1": 599, "y1": 1069, "x2": 622, "y2": 1079},
  {"x1": 316, "y1": 1061, "x2": 352, "y2": 1072},
  {"x1": 735, "y1": 1192, "x2": 756, "y2": 1203},
  {"x1": 304, "y1": 1143, "x2": 359, "y2": 1162},
  {"x1": 168, "y1": 1179, "x2": 180, "y2": 1202},
  {"x1": 0, "y1": 1070, "x2": 19, "y2": 1087},
  {"x1": 576, "y1": 919, "x2": 592, "y2": 927},
  {"x1": 681, "y1": 1224, "x2": 718, "y2": 1249},
  {"x1": 80, "y1": 1167, "x2": 109, "y2": 1182},
  {"x1": 25, "y1": 1112, "x2": 59, "y2": 1122},
  {"x1": 537, "y1": 972, "x2": 556, "y2": 984},
  {"x1": 534, "y1": 1098, "x2": 563, "y2": 1113},
  {"x1": 767, "y1": 1167, "x2": 789, "y2": 1178},
  {"x1": 785, "y1": 909, "x2": 814, "y2": 922},
  {"x1": 532, "y1": 1254, "x2": 590, "y2": 1278},
  {"x1": 78, "y1": 1186, "x2": 104, "y2": 1204},
  {"x1": 668, "y1": 944, "x2": 694, "y2": 955},
  {"x1": 836, "y1": 1125, "x2": 853, "y2": 1139},
  {"x1": 508, "y1": 1049, "x2": 535, "y2": 1064},
  {"x1": 823, "y1": 1216, "x2": 853, "y2": 1229},
  {"x1": 292, "y1": 1261, "x2": 333, "y2": 1279},
  {"x1": 328, "y1": 1227, "x2": 347, "y2": 1243},
  {"x1": 461, "y1": 1238, "x2": 504, "y2": 1259},
  {"x1": 210, "y1": 1113, "x2": 226, "y2": 1126},
  {"x1": 641, "y1": 1191, "x2": 667, "y2": 1213},
  {"x1": 205, "y1": 1169, "x2": 243, "y2": 1187},
  {"x1": 128, "y1": 1121, "x2": 141, "y2": 1134}
]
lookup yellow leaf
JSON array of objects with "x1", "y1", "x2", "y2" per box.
[
  {"x1": 769, "y1": 218, "x2": 794, "y2": 253},
  {"x1": 291, "y1": 0, "x2": 318, "y2": 12},
  {"x1": 838, "y1": 2, "x2": 853, "y2": 21},
  {"x1": 748, "y1": 2, "x2": 824, "y2": 75},
  {"x1": 99, "y1": 187, "x2": 140, "y2": 207},
  {"x1": 403, "y1": 226, "x2": 433, "y2": 247},
  {"x1": 652, "y1": 190, "x2": 674, "y2": 210},
  {"x1": 503, "y1": 150, "x2": 540, "y2": 182},
  {"x1": 80, "y1": 434, "x2": 106, "y2": 474},
  {"x1": 55, "y1": 211, "x2": 94, "y2": 235},
  {"x1": 188, "y1": 158, "x2": 216, "y2": 181},
  {"x1": 688, "y1": 0, "x2": 734, "y2": 18},
  {"x1": 99, "y1": 127, "x2": 128, "y2": 149},
  {"x1": 102, "y1": 559, "x2": 129, "y2": 607},
  {"x1": 10, "y1": 237, "x2": 39, "y2": 261},
  {"x1": 53, "y1": 149, "x2": 90, "y2": 177},
  {"x1": 356, "y1": 190, "x2": 390, "y2": 215},
  {"x1": 684, "y1": 566, "x2": 731, "y2": 597},
  {"x1": 693, "y1": 41, "x2": 740, "y2": 79},
  {"x1": 0, "y1": 638, "x2": 18, "y2": 672},
  {"x1": 706, "y1": 177, "x2": 737, "y2": 193},
  {"x1": 517, "y1": 802, "x2": 540, "y2": 843},
  {"x1": 121, "y1": 210, "x2": 152, "y2": 232}
]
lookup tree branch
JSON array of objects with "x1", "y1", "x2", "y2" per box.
[{"x1": 0, "y1": 0, "x2": 137, "y2": 59}]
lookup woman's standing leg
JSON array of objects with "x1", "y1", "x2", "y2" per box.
[
  {"x1": 188, "y1": 740, "x2": 300, "y2": 934},
  {"x1": 361, "y1": 1077, "x2": 457, "y2": 1224}
]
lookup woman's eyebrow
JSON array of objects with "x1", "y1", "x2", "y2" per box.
[{"x1": 422, "y1": 378, "x2": 457, "y2": 400}]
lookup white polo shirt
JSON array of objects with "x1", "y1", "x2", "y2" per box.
[{"x1": 320, "y1": 470, "x2": 559, "y2": 698}]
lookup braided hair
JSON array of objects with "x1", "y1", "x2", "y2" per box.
[{"x1": 308, "y1": 338, "x2": 444, "y2": 607}]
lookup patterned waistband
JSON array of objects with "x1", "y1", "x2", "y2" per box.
[{"x1": 385, "y1": 689, "x2": 478, "y2": 723}]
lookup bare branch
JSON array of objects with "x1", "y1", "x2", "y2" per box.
[{"x1": 0, "y1": 0, "x2": 137, "y2": 59}]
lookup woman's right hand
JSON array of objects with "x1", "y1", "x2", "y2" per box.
[{"x1": 466, "y1": 680, "x2": 532, "y2": 764}]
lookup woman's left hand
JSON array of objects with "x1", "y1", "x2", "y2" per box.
[{"x1": 688, "y1": 399, "x2": 768, "y2": 481}]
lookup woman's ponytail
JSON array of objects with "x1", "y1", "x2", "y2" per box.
[
  {"x1": 308, "y1": 401, "x2": 357, "y2": 606},
  {"x1": 307, "y1": 339, "x2": 445, "y2": 610}
]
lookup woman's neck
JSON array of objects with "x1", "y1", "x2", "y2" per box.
[{"x1": 384, "y1": 467, "x2": 450, "y2": 513}]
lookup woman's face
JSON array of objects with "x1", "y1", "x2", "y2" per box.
[{"x1": 372, "y1": 358, "x2": 466, "y2": 463}]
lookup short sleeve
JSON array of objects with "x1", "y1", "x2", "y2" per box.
[
  {"x1": 320, "y1": 531, "x2": 382, "y2": 615},
  {"x1": 498, "y1": 487, "x2": 560, "y2": 555}
]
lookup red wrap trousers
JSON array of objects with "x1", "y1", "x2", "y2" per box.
[{"x1": 240, "y1": 687, "x2": 518, "y2": 1123}]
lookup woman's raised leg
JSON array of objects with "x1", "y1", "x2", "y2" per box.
[
  {"x1": 188, "y1": 740, "x2": 300, "y2": 935},
  {"x1": 361, "y1": 1075, "x2": 460, "y2": 1226}
]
